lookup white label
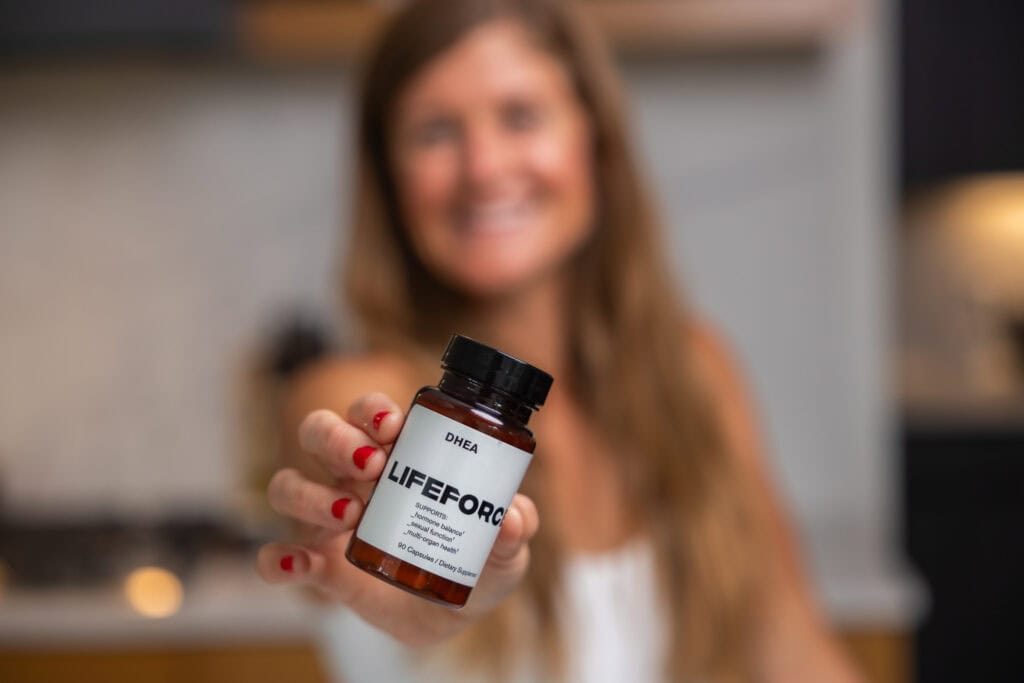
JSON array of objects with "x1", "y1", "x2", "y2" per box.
[{"x1": 355, "y1": 403, "x2": 532, "y2": 587}]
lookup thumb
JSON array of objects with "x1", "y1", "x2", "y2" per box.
[{"x1": 463, "y1": 494, "x2": 538, "y2": 614}]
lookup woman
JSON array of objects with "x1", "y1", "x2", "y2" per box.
[{"x1": 257, "y1": 1, "x2": 862, "y2": 681}]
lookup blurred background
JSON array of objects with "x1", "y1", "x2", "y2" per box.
[{"x1": 1, "y1": 1, "x2": 1021, "y2": 682}]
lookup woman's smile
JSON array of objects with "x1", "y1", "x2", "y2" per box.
[{"x1": 455, "y1": 195, "x2": 542, "y2": 239}]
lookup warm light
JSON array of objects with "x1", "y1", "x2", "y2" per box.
[
  {"x1": 938, "y1": 173, "x2": 1024, "y2": 308},
  {"x1": 947, "y1": 173, "x2": 1024, "y2": 243},
  {"x1": 124, "y1": 566, "x2": 184, "y2": 618}
]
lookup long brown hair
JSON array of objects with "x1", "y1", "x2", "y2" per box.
[{"x1": 343, "y1": 1, "x2": 763, "y2": 680}]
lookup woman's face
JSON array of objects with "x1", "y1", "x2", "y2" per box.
[{"x1": 389, "y1": 20, "x2": 596, "y2": 299}]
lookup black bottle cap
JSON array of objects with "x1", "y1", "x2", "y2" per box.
[{"x1": 441, "y1": 335, "x2": 553, "y2": 409}]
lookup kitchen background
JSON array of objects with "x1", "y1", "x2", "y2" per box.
[{"x1": 1, "y1": 1, "x2": 1021, "y2": 682}]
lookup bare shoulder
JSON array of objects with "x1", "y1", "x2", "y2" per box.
[
  {"x1": 684, "y1": 318, "x2": 776, "y2": 501},
  {"x1": 686, "y1": 319, "x2": 864, "y2": 681},
  {"x1": 683, "y1": 317, "x2": 771, "y2": 481},
  {"x1": 685, "y1": 317, "x2": 755, "y2": 408}
]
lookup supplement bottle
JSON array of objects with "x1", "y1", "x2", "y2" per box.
[{"x1": 346, "y1": 334, "x2": 552, "y2": 608}]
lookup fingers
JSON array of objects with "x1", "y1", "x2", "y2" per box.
[
  {"x1": 298, "y1": 408, "x2": 393, "y2": 481},
  {"x1": 345, "y1": 392, "x2": 404, "y2": 444},
  {"x1": 459, "y1": 494, "x2": 538, "y2": 616},
  {"x1": 488, "y1": 494, "x2": 539, "y2": 564},
  {"x1": 268, "y1": 468, "x2": 363, "y2": 530},
  {"x1": 256, "y1": 542, "x2": 327, "y2": 585}
]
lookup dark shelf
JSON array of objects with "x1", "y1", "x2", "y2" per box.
[{"x1": 902, "y1": 422, "x2": 1024, "y2": 683}]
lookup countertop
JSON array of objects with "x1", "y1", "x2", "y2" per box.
[
  {"x1": 0, "y1": 556, "x2": 318, "y2": 647},
  {"x1": 0, "y1": 535, "x2": 926, "y2": 648}
]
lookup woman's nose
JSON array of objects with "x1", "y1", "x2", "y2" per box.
[{"x1": 460, "y1": 125, "x2": 514, "y2": 191}]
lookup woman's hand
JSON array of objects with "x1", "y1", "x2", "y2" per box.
[{"x1": 256, "y1": 392, "x2": 539, "y2": 646}]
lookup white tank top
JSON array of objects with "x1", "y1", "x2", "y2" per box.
[{"x1": 316, "y1": 540, "x2": 669, "y2": 683}]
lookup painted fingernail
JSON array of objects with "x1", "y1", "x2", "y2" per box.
[
  {"x1": 372, "y1": 411, "x2": 390, "y2": 430},
  {"x1": 353, "y1": 445, "x2": 375, "y2": 470},
  {"x1": 331, "y1": 498, "x2": 351, "y2": 520},
  {"x1": 280, "y1": 555, "x2": 294, "y2": 572}
]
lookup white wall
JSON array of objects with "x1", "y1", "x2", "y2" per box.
[{"x1": 0, "y1": 66, "x2": 352, "y2": 516}]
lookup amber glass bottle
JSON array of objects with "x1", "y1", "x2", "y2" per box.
[{"x1": 346, "y1": 335, "x2": 552, "y2": 608}]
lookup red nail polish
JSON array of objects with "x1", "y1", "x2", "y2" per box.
[
  {"x1": 353, "y1": 445, "x2": 375, "y2": 470},
  {"x1": 331, "y1": 498, "x2": 351, "y2": 519},
  {"x1": 372, "y1": 411, "x2": 390, "y2": 430},
  {"x1": 280, "y1": 555, "x2": 294, "y2": 572}
]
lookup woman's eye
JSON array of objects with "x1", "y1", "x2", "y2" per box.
[
  {"x1": 503, "y1": 102, "x2": 542, "y2": 131},
  {"x1": 411, "y1": 118, "x2": 459, "y2": 146}
]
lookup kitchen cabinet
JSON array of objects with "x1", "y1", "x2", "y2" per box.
[
  {"x1": 903, "y1": 418, "x2": 1024, "y2": 683},
  {"x1": 0, "y1": 631, "x2": 906, "y2": 683},
  {"x1": 0, "y1": 643, "x2": 329, "y2": 683}
]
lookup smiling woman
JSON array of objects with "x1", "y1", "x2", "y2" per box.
[
  {"x1": 388, "y1": 19, "x2": 595, "y2": 298},
  {"x1": 257, "y1": 1, "x2": 864, "y2": 682}
]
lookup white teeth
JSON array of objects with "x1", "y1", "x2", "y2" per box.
[{"x1": 461, "y1": 200, "x2": 532, "y2": 234}]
